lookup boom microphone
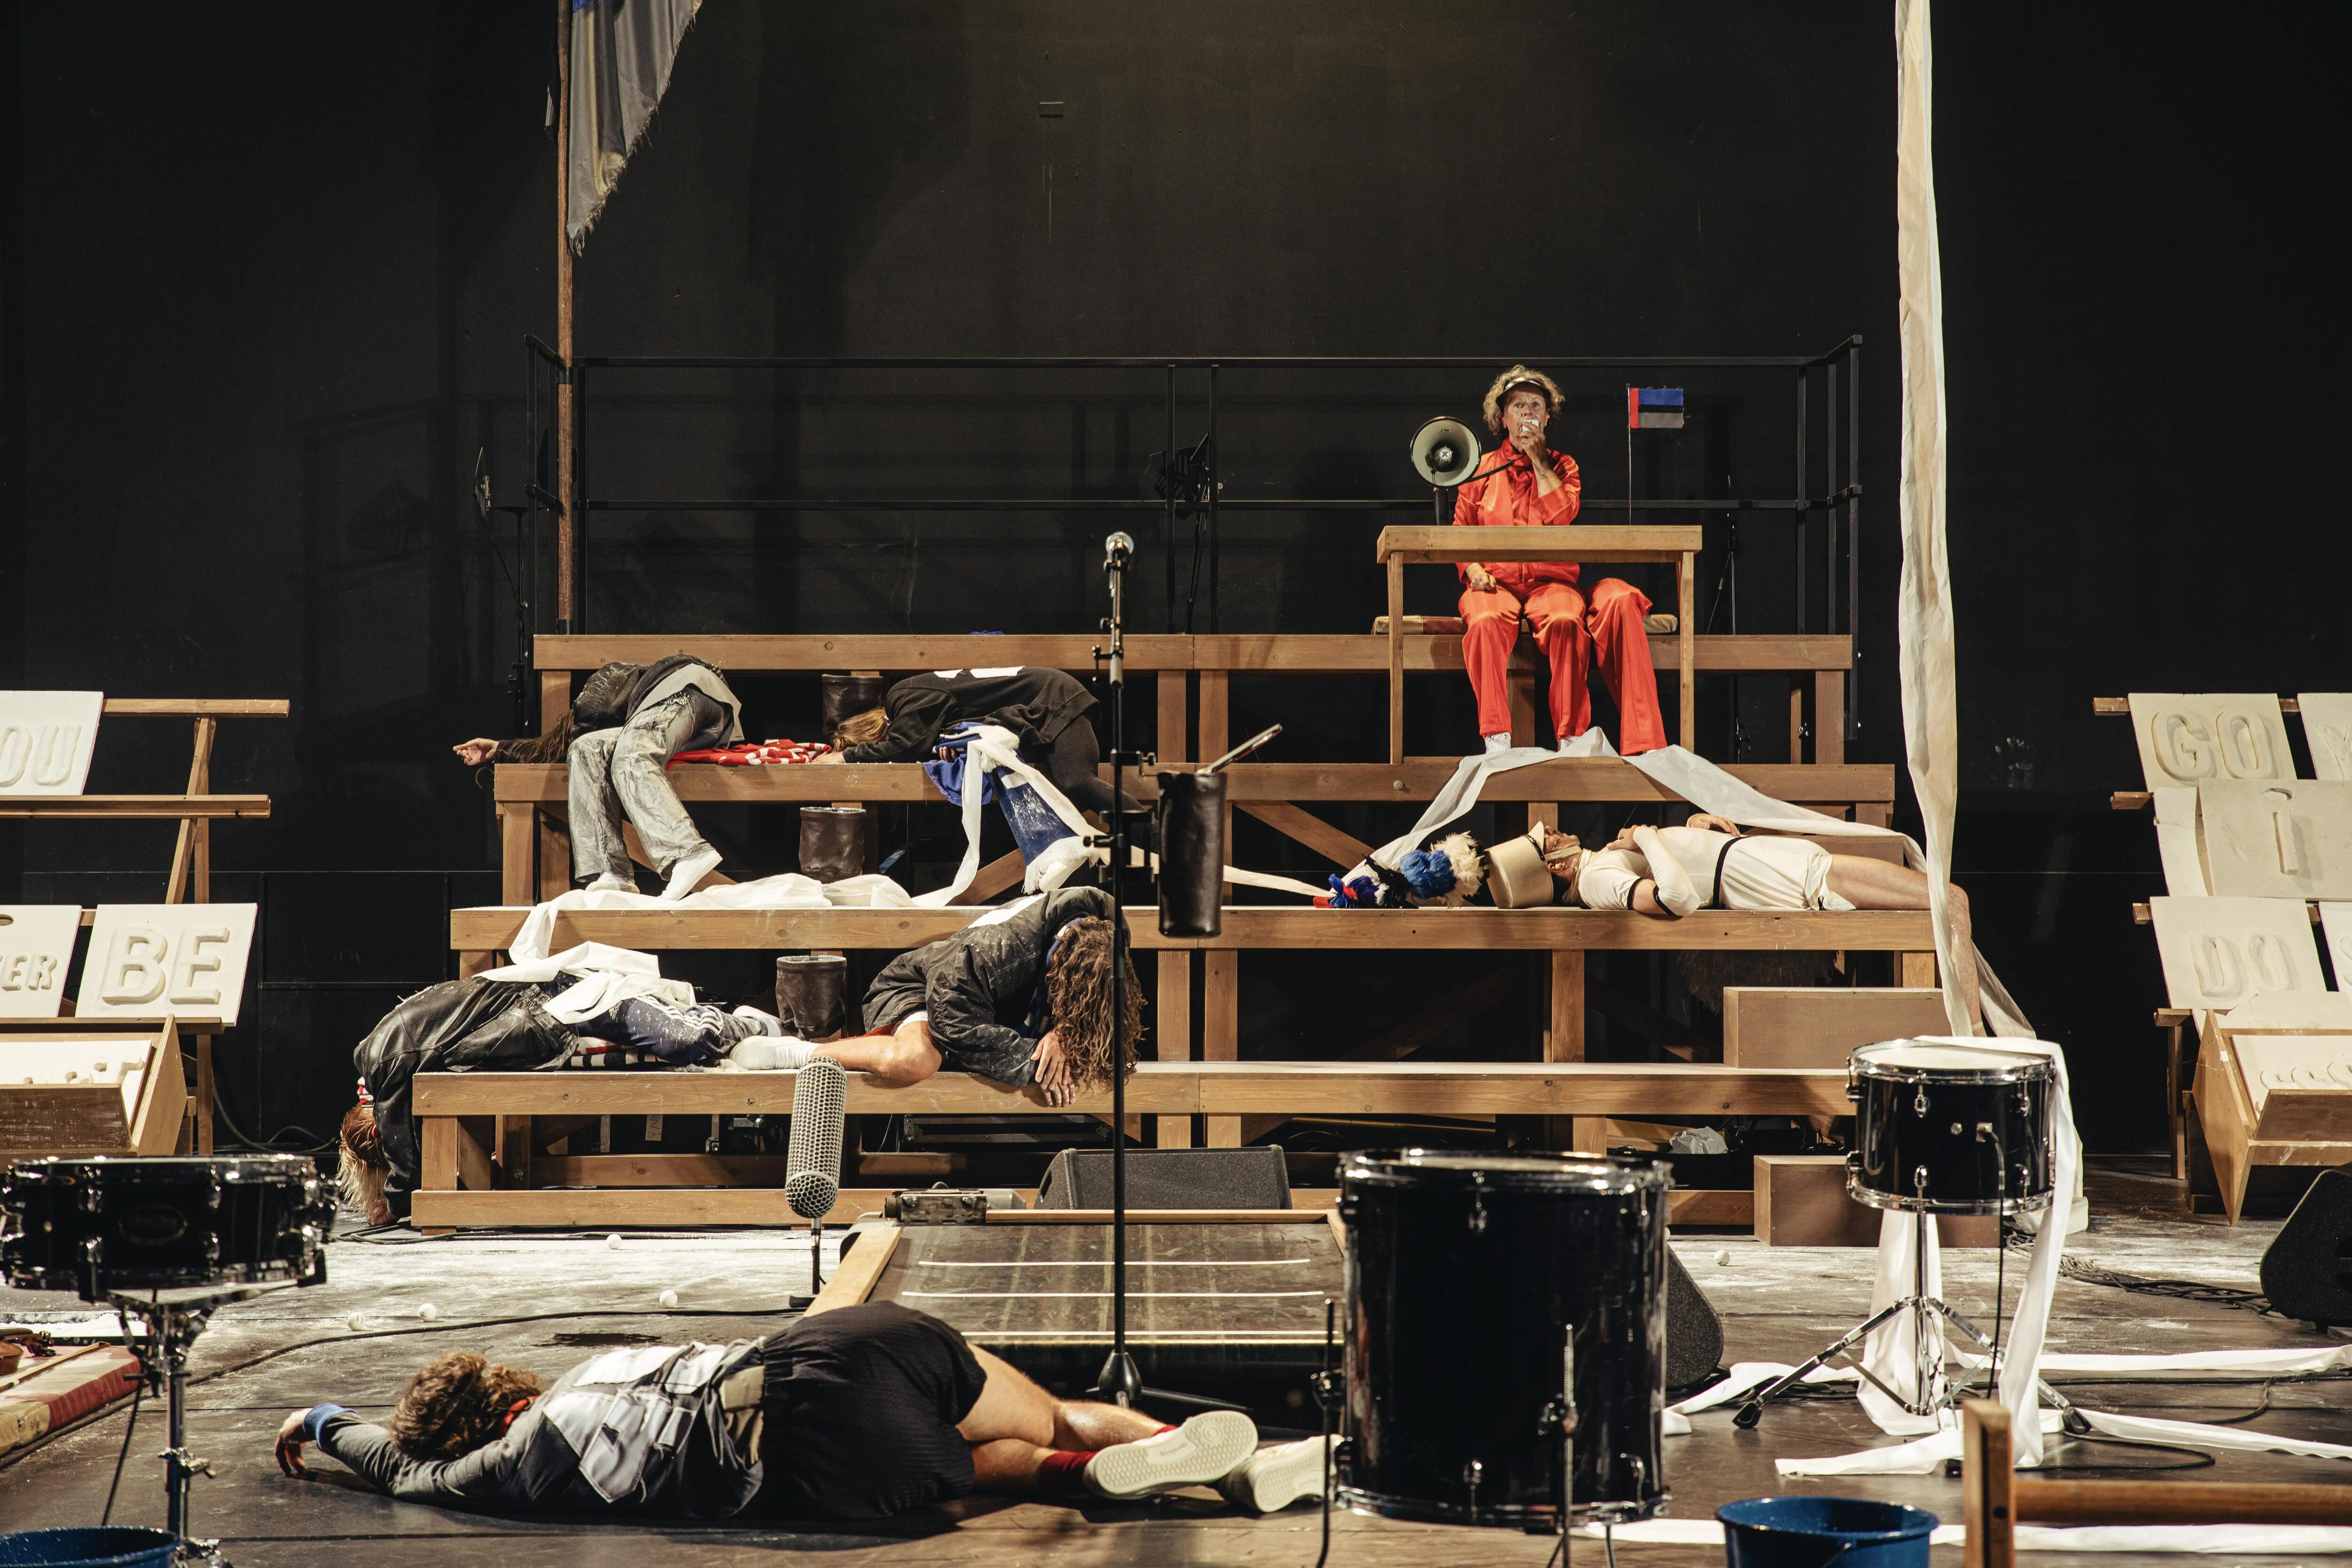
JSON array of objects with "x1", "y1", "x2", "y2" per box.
[
  {"x1": 1104, "y1": 531, "x2": 1135, "y2": 568},
  {"x1": 785, "y1": 1056, "x2": 847, "y2": 1223}
]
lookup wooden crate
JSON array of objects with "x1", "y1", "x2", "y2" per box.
[
  {"x1": 0, "y1": 1018, "x2": 186, "y2": 1161},
  {"x1": 1723, "y1": 987, "x2": 1951, "y2": 1068}
]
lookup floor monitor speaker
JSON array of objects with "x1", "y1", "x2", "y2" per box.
[
  {"x1": 1036, "y1": 1146, "x2": 1291, "y2": 1211},
  {"x1": 2260, "y1": 1165, "x2": 2352, "y2": 1329}
]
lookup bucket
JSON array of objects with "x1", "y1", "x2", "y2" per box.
[
  {"x1": 1717, "y1": 1496, "x2": 1938, "y2": 1568},
  {"x1": 0, "y1": 1529, "x2": 181, "y2": 1568}
]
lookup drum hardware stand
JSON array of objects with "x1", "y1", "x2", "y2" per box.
[
  {"x1": 111, "y1": 1285, "x2": 283, "y2": 1568},
  {"x1": 1313, "y1": 1298, "x2": 1338, "y2": 1568},
  {"x1": 1734, "y1": 1178, "x2": 2065, "y2": 1429}
]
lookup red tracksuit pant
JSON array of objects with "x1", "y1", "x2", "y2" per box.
[{"x1": 1458, "y1": 569, "x2": 1667, "y2": 753}]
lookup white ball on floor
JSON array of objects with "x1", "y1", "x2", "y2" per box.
[
  {"x1": 1714, "y1": 1249, "x2": 1732, "y2": 1266},
  {"x1": 606, "y1": 1233, "x2": 623, "y2": 1250},
  {"x1": 417, "y1": 1303, "x2": 438, "y2": 1320},
  {"x1": 659, "y1": 1289, "x2": 679, "y2": 1308},
  {"x1": 346, "y1": 1313, "x2": 366, "y2": 1331}
]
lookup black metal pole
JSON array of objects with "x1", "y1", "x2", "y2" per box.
[
  {"x1": 574, "y1": 363, "x2": 589, "y2": 634},
  {"x1": 1097, "y1": 537, "x2": 1139, "y2": 1406},
  {"x1": 1848, "y1": 340, "x2": 1861, "y2": 742},
  {"x1": 1206, "y1": 365, "x2": 1220, "y2": 634},
  {"x1": 1164, "y1": 365, "x2": 1176, "y2": 632},
  {"x1": 1793, "y1": 369, "x2": 1808, "y2": 633}
]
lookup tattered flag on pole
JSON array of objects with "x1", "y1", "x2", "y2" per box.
[
  {"x1": 1627, "y1": 387, "x2": 1685, "y2": 429},
  {"x1": 568, "y1": 0, "x2": 703, "y2": 253}
]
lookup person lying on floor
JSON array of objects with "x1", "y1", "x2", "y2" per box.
[
  {"x1": 816, "y1": 666, "x2": 1150, "y2": 837},
  {"x1": 1510, "y1": 813, "x2": 1980, "y2": 1025},
  {"x1": 271, "y1": 1302, "x2": 1326, "y2": 1520},
  {"x1": 453, "y1": 653, "x2": 742, "y2": 900},
  {"x1": 731, "y1": 885, "x2": 1137, "y2": 1109}
]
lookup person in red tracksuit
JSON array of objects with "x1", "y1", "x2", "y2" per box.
[{"x1": 1453, "y1": 365, "x2": 1667, "y2": 756}]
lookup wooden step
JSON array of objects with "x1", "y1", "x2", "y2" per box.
[
  {"x1": 494, "y1": 756, "x2": 1895, "y2": 806},
  {"x1": 452, "y1": 904, "x2": 1936, "y2": 956},
  {"x1": 531, "y1": 631, "x2": 1853, "y2": 676},
  {"x1": 1722, "y1": 987, "x2": 1953, "y2": 1068},
  {"x1": 416, "y1": 1061, "x2": 1848, "y2": 1122}
]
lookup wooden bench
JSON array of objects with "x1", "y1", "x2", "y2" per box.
[{"x1": 407, "y1": 1060, "x2": 1844, "y2": 1229}]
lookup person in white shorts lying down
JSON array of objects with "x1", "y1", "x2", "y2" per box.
[{"x1": 1531, "y1": 813, "x2": 1978, "y2": 1026}]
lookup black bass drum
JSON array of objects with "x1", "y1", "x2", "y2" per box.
[
  {"x1": 1, "y1": 1155, "x2": 333, "y2": 1300},
  {"x1": 1846, "y1": 1040, "x2": 2055, "y2": 1215},
  {"x1": 1338, "y1": 1150, "x2": 1668, "y2": 1529}
]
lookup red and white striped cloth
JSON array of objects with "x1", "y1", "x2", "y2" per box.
[{"x1": 667, "y1": 740, "x2": 832, "y2": 768}]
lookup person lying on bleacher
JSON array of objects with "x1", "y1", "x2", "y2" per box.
[
  {"x1": 817, "y1": 667, "x2": 1149, "y2": 836},
  {"x1": 1496, "y1": 816, "x2": 1979, "y2": 1025},
  {"x1": 273, "y1": 1301, "x2": 1327, "y2": 1520},
  {"x1": 728, "y1": 886, "x2": 1139, "y2": 1109},
  {"x1": 453, "y1": 653, "x2": 742, "y2": 900}
]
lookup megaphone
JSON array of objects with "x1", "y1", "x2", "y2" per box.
[{"x1": 1410, "y1": 416, "x2": 1486, "y2": 487}]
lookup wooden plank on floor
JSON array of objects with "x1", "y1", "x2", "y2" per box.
[{"x1": 805, "y1": 1223, "x2": 899, "y2": 1316}]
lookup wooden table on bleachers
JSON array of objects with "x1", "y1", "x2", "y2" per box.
[{"x1": 1375, "y1": 524, "x2": 1701, "y2": 761}]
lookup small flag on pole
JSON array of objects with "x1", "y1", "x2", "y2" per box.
[{"x1": 1627, "y1": 387, "x2": 1685, "y2": 429}]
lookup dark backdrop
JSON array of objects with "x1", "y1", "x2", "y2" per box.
[{"x1": 3, "y1": 3, "x2": 2343, "y2": 1154}]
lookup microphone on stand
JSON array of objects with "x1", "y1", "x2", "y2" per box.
[
  {"x1": 1104, "y1": 531, "x2": 1135, "y2": 569},
  {"x1": 786, "y1": 1056, "x2": 847, "y2": 1297}
]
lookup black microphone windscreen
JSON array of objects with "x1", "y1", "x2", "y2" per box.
[{"x1": 785, "y1": 1056, "x2": 847, "y2": 1221}]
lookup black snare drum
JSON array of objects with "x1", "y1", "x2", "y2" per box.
[
  {"x1": 1, "y1": 1155, "x2": 334, "y2": 1300},
  {"x1": 1338, "y1": 1150, "x2": 1668, "y2": 1529},
  {"x1": 1846, "y1": 1040, "x2": 2055, "y2": 1216}
]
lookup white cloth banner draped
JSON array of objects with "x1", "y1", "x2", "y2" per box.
[
  {"x1": 1580, "y1": 1519, "x2": 2352, "y2": 1555},
  {"x1": 1895, "y1": 0, "x2": 1971, "y2": 1043}
]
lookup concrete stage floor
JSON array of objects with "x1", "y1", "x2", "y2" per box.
[{"x1": 3, "y1": 1164, "x2": 2346, "y2": 1566}]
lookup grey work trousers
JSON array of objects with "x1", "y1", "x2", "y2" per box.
[{"x1": 567, "y1": 692, "x2": 718, "y2": 883}]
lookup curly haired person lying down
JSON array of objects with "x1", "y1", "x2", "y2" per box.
[{"x1": 274, "y1": 1303, "x2": 1328, "y2": 1520}]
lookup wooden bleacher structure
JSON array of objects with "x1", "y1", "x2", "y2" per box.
[
  {"x1": 1, "y1": 698, "x2": 285, "y2": 1153},
  {"x1": 416, "y1": 609, "x2": 1917, "y2": 1230}
]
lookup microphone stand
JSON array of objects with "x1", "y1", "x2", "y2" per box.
[
  {"x1": 1096, "y1": 533, "x2": 1141, "y2": 1407},
  {"x1": 1087, "y1": 536, "x2": 1241, "y2": 1417}
]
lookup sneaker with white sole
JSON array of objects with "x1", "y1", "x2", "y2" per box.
[
  {"x1": 1215, "y1": 1435, "x2": 1336, "y2": 1513},
  {"x1": 1083, "y1": 1410, "x2": 1259, "y2": 1500},
  {"x1": 662, "y1": 846, "x2": 723, "y2": 900}
]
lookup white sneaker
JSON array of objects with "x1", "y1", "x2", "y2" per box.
[
  {"x1": 1084, "y1": 1410, "x2": 1258, "y2": 1500},
  {"x1": 730, "y1": 1005, "x2": 782, "y2": 1036},
  {"x1": 1215, "y1": 1434, "x2": 1335, "y2": 1513},
  {"x1": 662, "y1": 846, "x2": 723, "y2": 900},
  {"x1": 586, "y1": 872, "x2": 636, "y2": 893},
  {"x1": 1482, "y1": 732, "x2": 1512, "y2": 755}
]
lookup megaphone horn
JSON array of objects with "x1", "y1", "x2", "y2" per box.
[{"x1": 1410, "y1": 416, "x2": 1486, "y2": 488}]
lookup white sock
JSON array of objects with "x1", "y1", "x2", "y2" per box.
[
  {"x1": 586, "y1": 872, "x2": 636, "y2": 893},
  {"x1": 1481, "y1": 732, "x2": 1511, "y2": 755},
  {"x1": 662, "y1": 846, "x2": 723, "y2": 901},
  {"x1": 728, "y1": 1035, "x2": 817, "y2": 1070}
]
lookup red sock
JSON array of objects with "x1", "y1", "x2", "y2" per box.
[
  {"x1": 1036, "y1": 1449, "x2": 1092, "y2": 1497},
  {"x1": 1153, "y1": 1423, "x2": 1177, "y2": 1436}
]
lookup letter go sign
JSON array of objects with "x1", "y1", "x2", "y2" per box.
[
  {"x1": 2129, "y1": 694, "x2": 2296, "y2": 789},
  {"x1": 74, "y1": 905, "x2": 257, "y2": 1027}
]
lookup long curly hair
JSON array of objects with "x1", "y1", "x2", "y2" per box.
[
  {"x1": 1045, "y1": 916, "x2": 1142, "y2": 1090},
  {"x1": 1481, "y1": 364, "x2": 1565, "y2": 436},
  {"x1": 338, "y1": 1102, "x2": 389, "y2": 1226},
  {"x1": 392, "y1": 1352, "x2": 549, "y2": 1460}
]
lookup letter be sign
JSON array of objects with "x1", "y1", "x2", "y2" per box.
[{"x1": 75, "y1": 905, "x2": 258, "y2": 1027}]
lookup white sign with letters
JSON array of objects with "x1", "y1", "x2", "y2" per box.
[
  {"x1": 2299, "y1": 694, "x2": 2352, "y2": 782},
  {"x1": 2198, "y1": 780, "x2": 2352, "y2": 900},
  {"x1": 2148, "y1": 896, "x2": 2327, "y2": 1011},
  {"x1": 2320, "y1": 903, "x2": 2352, "y2": 990},
  {"x1": 0, "y1": 907, "x2": 83, "y2": 1018},
  {"x1": 2127, "y1": 693, "x2": 2296, "y2": 789},
  {"x1": 0, "y1": 691, "x2": 103, "y2": 796},
  {"x1": 73, "y1": 905, "x2": 256, "y2": 1027}
]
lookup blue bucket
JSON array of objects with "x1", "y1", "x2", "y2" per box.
[
  {"x1": 0, "y1": 1531, "x2": 179, "y2": 1568},
  {"x1": 1717, "y1": 1496, "x2": 1938, "y2": 1568}
]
